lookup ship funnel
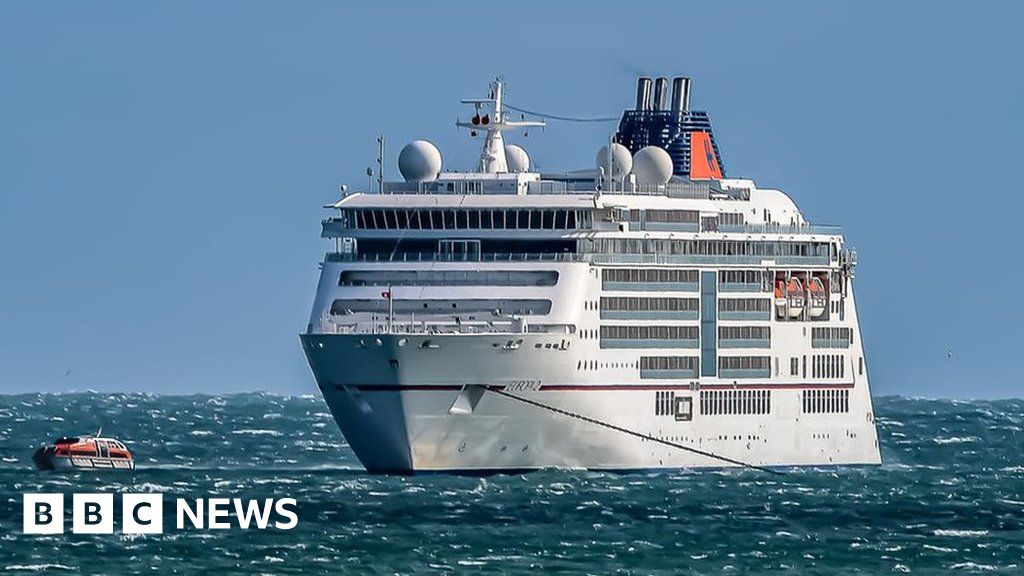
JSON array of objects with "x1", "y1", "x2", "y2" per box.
[
  {"x1": 653, "y1": 77, "x2": 668, "y2": 110},
  {"x1": 635, "y1": 77, "x2": 653, "y2": 111},
  {"x1": 670, "y1": 77, "x2": 691, "y2": 113}
]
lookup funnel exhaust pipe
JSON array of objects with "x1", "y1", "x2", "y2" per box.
[
  {"x1": 653, "y1": 77, "x2": 668, "y2": 111},
  {"x1": 671, "y1": 77, "x2": 691, "y2": 113},
  {"x1": 635, "y1": 77, "x2": 653, "y2": 111}
]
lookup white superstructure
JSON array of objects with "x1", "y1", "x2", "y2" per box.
[{"x1": 301, "y1": 78, "x2": 881, "y2": 473}]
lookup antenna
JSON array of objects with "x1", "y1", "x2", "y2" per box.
[
  {"x1": 376, "y1": 135, "x2": 385, "y2": 193},
  {"x1": 456, "y1": 78, "x2": 545, "y2": 173}
]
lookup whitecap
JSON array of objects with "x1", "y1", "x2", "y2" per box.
[
  {"x1": 933, "y1": 529, "x2": 989, "y2": 537},
  {"x1": 950, "y1": 562, "x2": 998, "y2": 571},
  {"x1": 923, "y1": 544, "x2": 956, "y2": 553},
  {"x1": 232, "y1": 429, "x2": 283, "y2": 437},
  {"x1": 933, "y1": 436, "x2": 978, "y2": 445}
]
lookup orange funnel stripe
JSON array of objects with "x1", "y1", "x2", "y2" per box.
[{"x1": 690, "y1": 131, "x2": 723, "y2": 179}]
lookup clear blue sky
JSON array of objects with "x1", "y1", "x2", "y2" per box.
[{"x1": 1, "y1": 2, "x2": 1021, "y2": 397}]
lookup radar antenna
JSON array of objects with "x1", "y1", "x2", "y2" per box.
[{"x1": 457, "y1": 78, "x2": 545, "y2": 173}]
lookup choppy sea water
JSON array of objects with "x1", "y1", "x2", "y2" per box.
[{"x1": 0, "y1": 394, "x2": 1022, "y2": 575}]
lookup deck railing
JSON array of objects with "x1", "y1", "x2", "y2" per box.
[{"x1": 326, "y1": 251, "x2": 831, "y2": 266}]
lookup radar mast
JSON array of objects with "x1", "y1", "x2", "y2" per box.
[{"x1": 457, "y1": 78, "x2": 545, "y2": 173}]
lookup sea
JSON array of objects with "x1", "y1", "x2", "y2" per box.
[{"x1": 0, "y1": 393, "x2": 1022, "y2": 575}]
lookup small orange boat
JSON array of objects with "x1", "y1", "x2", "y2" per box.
[
  {"x1": 33, "y1": 432, "x2": 135, "y2": 471},
  {"x1": 785, "y1": 277, "x2": 805, "y2": 318},
  {"x1": 807, "y1": 277, "x2": 828, "y2": 318},
  {"x1": 774, "y1": 279, "x2": 788, "y2": 317}
]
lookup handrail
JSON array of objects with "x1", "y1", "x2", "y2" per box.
[{"x1": 324, "y1": 251, "x2": 831, "y2": 266}]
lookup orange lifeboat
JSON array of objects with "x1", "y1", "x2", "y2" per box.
[
  {"x1": 807, "y1": 277, "x2": 827, "y2": 318},
  {"x1": 33, "y1": 433, "x2": 135, "y2": 471},
  {"x1": 786, "y1": 277, "x2": 805, "y2": 318},
  {"x1": 774, "y1": 279, "x2": 788, "y2": 318}
]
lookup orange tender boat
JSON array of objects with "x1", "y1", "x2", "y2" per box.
[
  {"x1": 33, "y1": 433, "x2": 135, "y2": 471},
  {"x1": 785, "y1": 277, "x2": 805, "y2": 318},
  {"x1": 807, "y1": 277, "x2": 828, "y2": 318}
]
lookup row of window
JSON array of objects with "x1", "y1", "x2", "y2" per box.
[
  {"x1": 577, "y1": 360, "x2": 635, "y2": 371},
  {"x1": 341, "y1": 209, "x2": 585, "y2": 231},
  {"x1": 640, "y1": 356, "x2": 699, "y2": 371},
  {"x1": 329, "y1": 298, "x2": 552, "y2": 316},
  {"x1": 720, "y1": 270, "x2": 767, "y2": 285},
  {"x1": 718, "y1": 212, "x2": 745, "y2": 226},
  {"x1": 811, "y1": 327, "x2": 853, "y2": 348},
  {"x1": 600, "y1": 325, "x2": 699, "y2": 340},
  {"x1": 589, "y1": 239, "x2": 831, "y2": 258},
  {"x1": 626, "y1": 210, "x2": 744, "y2": 226},
  {"x1": 802, "y1": 389, "x2": 850, "y2": 414},
  {"x1": 700, "y1": 389, "x2": 772, "y2": 416},
  {"x1": 812, "y1": 354, "x2": 846, "y2": 379},
  {"x1": 719, "y1": 356, "x2": 771, "y2": 371},
  {"x1": 718, "y1": 298, "x2": 772, "y2": 312},
  {"x1": 338, "y1": 270, "x2": 559, "y2": 287},
  {"x1": 602, "y1": 268, "x2": 698, "y2": 284},
  {"x1": 655, "y1": 390, "x2": 681, "y2": 416},
  {"x1": 639, "y1": 209, "x2": 700, "y2": 223},
  {"x1": 718, "y1": 326, "x2": 771, "y2": 340},
  {"x1": 600, "y1": 297, "x2": 699, "y2": 312}
]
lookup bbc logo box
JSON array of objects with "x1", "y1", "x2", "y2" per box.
[{"x1": 24, "y1": 493, "x2": 164, "y2": 534}]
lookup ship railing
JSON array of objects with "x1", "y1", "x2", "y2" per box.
[
  {"x1": 324, "y1": 251, "x2": 831, "y2": 266},
  {"x1": 325, "y1": 252, "x2": 584, "y2": 263},
  {"x1": 373, "y1": 178, "x2": 753, "y2": 200},
  {"x1": 316, "y1": 318, "x2": 574, "y2": 336},
  {"x1": 586, "y1": 253, "x2": 832, "y2": 266},
  {"x1": 718, "y1": 223, "x2": 842, "y2": 235},
  {"x1": 597, "y1": 181, "x2": 749, "y2": 200}
]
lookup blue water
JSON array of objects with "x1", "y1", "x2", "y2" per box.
[{"x1": 1, "y1": 394, "x2": 1022, "y2": 574}]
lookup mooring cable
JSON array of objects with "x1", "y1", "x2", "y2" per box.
[{"x1": 491, "y1": 388, "x2": 783, "y2": 475}]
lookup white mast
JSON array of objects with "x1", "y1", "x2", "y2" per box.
[{"x1": 457, "y1": 78, "x2": 545, "y2": 174}]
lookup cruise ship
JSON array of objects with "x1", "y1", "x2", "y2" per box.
[{"x1": 300, "y1": 76, "x2": 881, "y2": 473}]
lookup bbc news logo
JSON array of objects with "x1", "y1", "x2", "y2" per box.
[{"x1": 23, "y1": 494, "x2": 298, "y2": 534}]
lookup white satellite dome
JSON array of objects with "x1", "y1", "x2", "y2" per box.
[
  {"x1": 632, "y1": 145, "x2": 673, "y2": 186},
  {"x1": 504, "y1": 144, "x2": 530, "y2": 173},
  {"x1": 596, "y1": 143, "x2": 632, "y2": 182},
  {"x1": 398, "y1": 140, "x2": 443, "y2": 182}
]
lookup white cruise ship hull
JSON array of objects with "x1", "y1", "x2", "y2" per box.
[
  {"x1": 301, "y1": 332, "x2": 881, "y2": 473},
  {"x1": 301, "y1": 77, "x2": 884, "y2": 474}
]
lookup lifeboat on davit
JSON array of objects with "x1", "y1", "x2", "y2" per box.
[
  {"x1": 774, "y1": 279, "x2": 788, "y2": 317},
  {"x1": 33, "y1": 433, "x2": 135, "y2": 471},
  {"x1": 786, "y1": 277, "x2": 805, "y2": 318},
  {"x1": 807, "y1": 277, "x2": 828, "y2": 318}
]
